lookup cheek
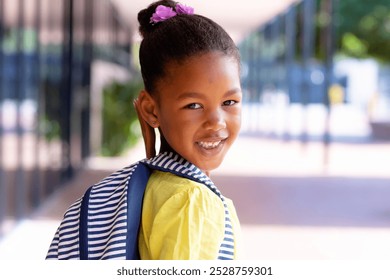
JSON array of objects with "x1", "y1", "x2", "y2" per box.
[
  {"x1": 228, "y1": 109, "x2": 242, "y2": 131},
  {"x1": 237, "y1": 113, "x2": 242, "y2": 129},
  {"x1": 231, "y1": 119, "x2": 241, "y2": 140},
  {"x1": 159, "y1": 112, "x2": 193, "y2": 139}
]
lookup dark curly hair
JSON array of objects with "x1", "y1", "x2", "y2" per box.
[{"x1": 137, "y1": 0, "x2": 240, "y2": 94}]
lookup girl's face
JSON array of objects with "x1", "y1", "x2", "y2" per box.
[{"x1": 153, "y1": 51, "x2": 242, "y2": 175}]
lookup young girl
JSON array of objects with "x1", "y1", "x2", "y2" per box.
[{"x1": 46, "y1": 0, "x2": 242, "y2": 260}]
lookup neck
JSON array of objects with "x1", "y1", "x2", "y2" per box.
[
  {"x1": 159, "y1": 133, "x2": 212, "y2": 178},
  {"x1": 159, "y1": 134, "x2": 174, "y2": 154}
]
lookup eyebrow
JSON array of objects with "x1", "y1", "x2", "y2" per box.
[{"x1": 176, "y1": 88, "x2": 241, "y2": 101}]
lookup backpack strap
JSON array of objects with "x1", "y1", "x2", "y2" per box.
[
  {"x1": 125, "y1": 162, "x2": 151, "y2": 259},
  {"x1": 78, "y1": 163, "x2": 151, "y2": 260},
  {"x1": 79, "y1": 186, "x2": 93, "y2": 260}
]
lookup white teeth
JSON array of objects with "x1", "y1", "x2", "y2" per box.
[{"x1": 198, "y1": 141, "x2": 221, "y2": 149}]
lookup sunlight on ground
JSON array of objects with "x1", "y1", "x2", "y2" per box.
[
  {"x1": 0, "y1": 220, "x2": 59, "y2": 260},
  {"x1": 241, "y1": 225, "x2": 390, "y2": 260}
]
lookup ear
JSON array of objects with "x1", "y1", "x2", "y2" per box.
[
  {"x1": 137, "y1": 90, "x2": 159, "y2": 128},
  {"x1": 134, "y1": 90, "x2": 158, "y2": 158}
]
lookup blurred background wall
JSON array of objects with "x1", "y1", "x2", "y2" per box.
[{"x1": 0, "y1": 0, "x2": 135, "y2": 237}]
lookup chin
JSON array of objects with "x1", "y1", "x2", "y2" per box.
[{"x1": 198, "y1": 160, "x2": 223, "y2": 175}]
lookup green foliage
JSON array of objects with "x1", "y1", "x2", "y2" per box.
[
  {"x1": 337, "y1": 0, "x2": 390, "y2": 62},
  {"x1": 341, "y1": 32, "x2": 368, "y2": 57},
  {"x1": 41, "y1": 117, "x2": 60, "y2": 141},
  {"x1": 2, "y1": 28, "x2": 38, "y2": 53},
  {"x1": 101, "y1": 77, "x2": 143, "y2": 156}
]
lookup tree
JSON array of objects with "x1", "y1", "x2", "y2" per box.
[{"x1": 336, "y1": 0, "x2": 390, "y2": 62}]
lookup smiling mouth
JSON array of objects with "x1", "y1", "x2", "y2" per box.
[{"x1": 197, "y1": 139, "x2": 226, "y2": 150}]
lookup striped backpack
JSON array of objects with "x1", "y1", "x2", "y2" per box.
[{"x1": 46, "y1": 152, "x2": 235, "y2": 260}]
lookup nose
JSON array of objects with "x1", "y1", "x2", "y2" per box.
[{"x1": 203, "y1": 108, "x2": 226, "y2": 131}]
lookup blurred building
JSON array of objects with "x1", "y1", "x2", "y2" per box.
[{"x1": 0, "y1": 0, "x2": 135, "y2": 236}]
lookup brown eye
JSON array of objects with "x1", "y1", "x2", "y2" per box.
[
  {"x1": 185, "y1": 103, "x2": 202, "y2": 109},
  {"x1": 222, "y1": 100, "x2": 237, "y2": 106}
]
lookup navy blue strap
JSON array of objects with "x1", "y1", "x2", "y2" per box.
[
  {"x1": 78, "y1": 163, "x2": 150, "y2": 260},
  {"x1": 79, "y1": 186, "x2": 93, "y2": 260},
  {"x1": 125, "y1": 162, "x2": 151, "y2": 260}
]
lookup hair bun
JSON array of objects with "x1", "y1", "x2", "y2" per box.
[{"x1": 138, "y1": 0, "x2": 177, "y2": 38}]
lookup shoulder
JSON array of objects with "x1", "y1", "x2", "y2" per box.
[
  {"x1": 145, "y1": 170, "x2": 224, "y2": 210},
  {"x1": 147, "y1": 170, "x2": 220, "y2": 197}
]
